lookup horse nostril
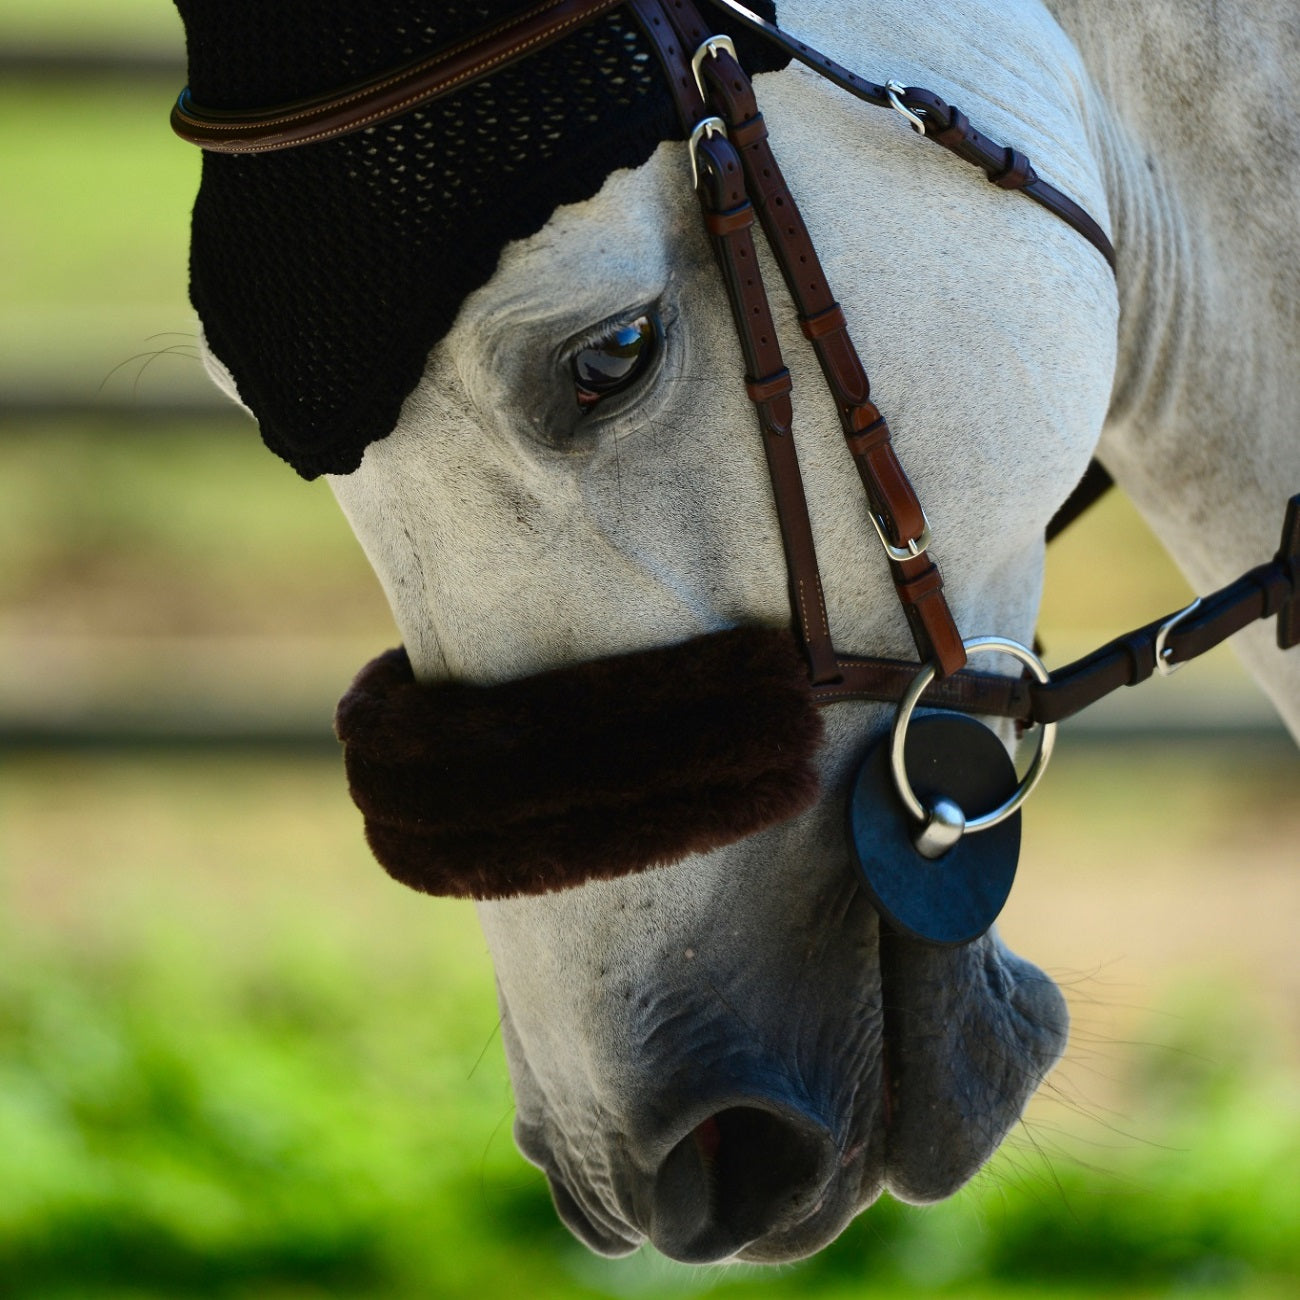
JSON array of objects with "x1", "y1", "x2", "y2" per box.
[{"x1": 649, "y1": 1104, "x2": 835, "y2": 1263}]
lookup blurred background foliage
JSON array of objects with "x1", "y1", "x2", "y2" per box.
[{"x1": 0, "y1": 2, "x2": 1297, "y2": 1298}]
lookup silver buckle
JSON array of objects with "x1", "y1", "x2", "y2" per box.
[
  {"x1": 1154, "y1": 596, "x2": 1203, "y2": 676},
  {"x1": 885, "y1": 80, "x2": 927, "y2": 135},
  {"x1": 688, "y1": 115, "x2": 728, "y2": 190},
  {"x1": 870, "y1": 508, "x2": 931, "y2": 562},
  {"x1": 691, "y1": 34, "x2": 738, "y2": 100}
]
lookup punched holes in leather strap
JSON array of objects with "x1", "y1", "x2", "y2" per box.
[
  {"x1": 705, "y1": 201, "x2": 756, "y2": 236},
  {"x1": 699, "y1": 48, "x2": 759, "y2": 120}
]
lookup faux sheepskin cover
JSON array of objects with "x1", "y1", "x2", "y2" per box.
[{"x1": 334, "y1": 626, "x2": 824, "y2": 899}]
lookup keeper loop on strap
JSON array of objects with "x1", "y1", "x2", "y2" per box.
[
  {"x1": 932, "y1": 107, "x2": 970, "y2": 148},
  {"x1": 845, "y1": 419, "x2": 890, "y2": 462},
  {"x1": 746, "y1": 367, "x2": 793, "y2": 405},
  {"x1": 800, "y1": 302, "x2": 848, "y2": 340},
  {"x1": 848, "y1": 401, "x2": 886, "y2": 434},
  {"x1": 729, "y1": 114, "x2": 768, "y2": 149},
  {"x1": 895, "y1": 562, "x2": 945, "y2": 602},
  {"x1": 705, "y1": 200, "x2": 755, "y2": 236},
  {"x1": 991, "y1": 148, "x2": 1035, "y2": 190},
  {"x1": 1120, "y1": 630, "x2": 1156, "y2": 686}
]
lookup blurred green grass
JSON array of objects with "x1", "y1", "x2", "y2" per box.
[
  {"x1": 0, "y1": 0, "x2": 182, "y2": 54},
  {"x1": 2, "y1": 750, "x2": 1299, "y2": 1300},
  {"x1": 0, "y1": 417, "x2": 387, "y2": 638}
]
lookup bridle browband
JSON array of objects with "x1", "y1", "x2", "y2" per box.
[
  {"x1": 173, "y1": 0, "x2": 1298, "y2": 905},
  {"x1": 171, "y1": 0, "x2": 1299, "y2": 726},
  {"x1": 170, "y1": 0, "x2": 1113, "y2": 273}
]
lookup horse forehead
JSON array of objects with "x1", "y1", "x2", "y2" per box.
[
  {"x1": 449, "y1": 0, "x2": 1108, "y2": 350},
  {"x1": 332, "y1": 0, "x2": 1115, "y2": 680}
]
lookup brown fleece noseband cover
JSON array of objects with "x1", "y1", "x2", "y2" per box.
[{"x1": 335, "y1": 626, "x2": 823, "y2": 899}]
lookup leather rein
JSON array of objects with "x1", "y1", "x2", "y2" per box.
[{"x1": 172, "y1": 0, "x2": 1300, "y2": 733}]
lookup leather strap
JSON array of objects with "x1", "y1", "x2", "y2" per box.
[
  {"x1": 811, "y1": 494, "x2": 1300, "y2": 722},
  {"x1": 694, "y1": 129, "x2": 841, "y2": 683},
  {"x1": 636, "y1": 0, "x2": 967, "y2": 680},
  {"x1": 170, "y1": 0, "x2": 626, "y2": 152},
  {"x1": 1278, "y1": 494, "x2": 1300, "y2": 650},
  {"x1": 170, "y1": 0, "x2": 1115, "y2": 277},
  {"x1": 694, "y1": 44, "x2": 966, "y2": 676},
  {"x1": 1046, "y1": 459, "x2": 1113, "y2": 542},
  {"x1": 699, "y1": 0, "x2": 1116, "y2": 271},
  {"x1": 169, "y1": 0, "x2": 1299, "y2": 732},
  {"x1": 636, "y1": 0, "x2": 838, "y2": 682},
  {"x1": 1028, "y1": 495, "x2": 1300, "y2": 722}
]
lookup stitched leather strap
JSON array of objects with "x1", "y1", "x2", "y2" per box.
[
  {"x1": 636, "y1": 0, "x2": 967, "y2": 680},
  {"x1": 812, "y1": 494, "x2": 1300, "y2": 721},
  {"x1": 170, "y1": 0, "x2": 626, "y2": 152},
  {"x1": 635, "y1": 0, "x2": 840, "y2": 682},
  {"x1": 694, "y1": 44, "x2": 966, "y2": 676},
  {"x1": 699, "y1": 0, "x2": 1116, "y2": 271},
  {"x1": 694, "y1": 129, "x2": 841, "y2": 683},
  {"x1": 169, "y1": 0, "x2": 1297, "y2": 729},
  {"x1": 170, "y1": 0, "x2": 1116, "y2": 277}
]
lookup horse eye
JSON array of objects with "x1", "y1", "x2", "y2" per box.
[{"x1": 571, "y1": 314, "x2": 658, "y2": 411}]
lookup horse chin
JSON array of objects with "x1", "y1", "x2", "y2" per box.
[
  {"x1": 546, "y1": 1174, "x2": 643, "y2": 1258},
  {"x1": 494, "y1": 872, "x2": 1068, "y2": 1265},
  {"x1": 879, "y1": 930, "x2": 1071, "y2": 1206}
]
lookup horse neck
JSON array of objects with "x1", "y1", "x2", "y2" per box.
[
  {"x1": 1043, "y1": 1, "x2": 1300, "y2": 733},
  {"x1": 1041, "y1": 4, "x2": 1296, "y2": 547}
]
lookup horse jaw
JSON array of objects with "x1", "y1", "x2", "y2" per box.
[
  {"x1": 325, "y1": 0, "x2": 1116, "y2": 1261},
  {"x1": 477, "y1": 797, "x2": 1069, "y2": 1262}
]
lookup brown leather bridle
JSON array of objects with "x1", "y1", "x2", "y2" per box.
[
  {"x1": 172, "y1": 0, "x2": 1298, "y2": 908},
  {"x1": 172, "y1": 0, "x2": 1298, "y2": 724}
]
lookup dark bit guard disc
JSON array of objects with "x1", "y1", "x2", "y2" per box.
[{"x1": 849, "y1": 713, "x2": 1021, "y2": 946}]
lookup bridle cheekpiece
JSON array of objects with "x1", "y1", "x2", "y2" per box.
[{"x1": 171, "y1": 0, "x2": 1299, "y2": 937}]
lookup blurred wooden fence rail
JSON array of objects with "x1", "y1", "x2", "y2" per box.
[
  {"x1": 0, "y1": 622, "x2": 1289, "y2": 749},
  {"x1": 0, "y1": 30, "x2": 1292, "y2": 752},
  {"x1": 0, "y1": 49, "x2": 183, "y2": 76}
]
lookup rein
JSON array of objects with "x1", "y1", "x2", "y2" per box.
[{"x1": 171, "y1": 0, "x2": 1299, "y2": 914}]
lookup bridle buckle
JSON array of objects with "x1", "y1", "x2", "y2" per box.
[
  {"x1": 885, "y1": 80, "x2": 927, "y2": 135},
  {"x1": 871, "y1": 508, "x2": 932, "y2": 562},
  {"x1": 688, "y1": 115, "x2": 729, "y2": 189},
  {"x1": 691, "y1": 34, "x2": 738, "y2": 100},
  {"x1": 1154, "y1": 596, "x2": 1203, "y2": 676}
]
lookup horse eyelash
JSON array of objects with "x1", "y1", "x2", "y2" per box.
[{"x1": 559, "y1": 301, "x2": 666, "y2": 363}]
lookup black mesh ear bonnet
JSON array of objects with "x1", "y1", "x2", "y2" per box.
[{"x1": 173, "y1": 1, "x2": 787, "y2": 479}]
